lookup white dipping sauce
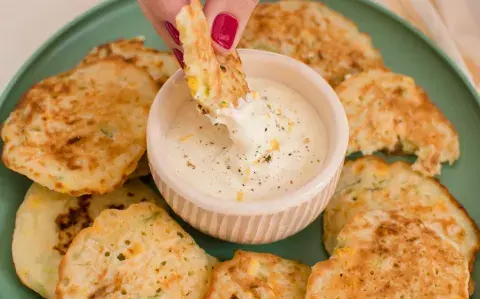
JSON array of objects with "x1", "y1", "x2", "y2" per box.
[{"x1": 166, "y1": 77, "x2": 327, "y2": 201}]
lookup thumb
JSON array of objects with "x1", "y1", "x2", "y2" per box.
[{"x1": 204, "y1": 0, "x2": 259, "y2": 54}]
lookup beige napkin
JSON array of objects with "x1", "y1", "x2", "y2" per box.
[{"x1": 372, "y1": 0, "x2": 480, "y2": 92}]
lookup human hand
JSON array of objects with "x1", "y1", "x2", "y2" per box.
[{"x1": 138, "y1": 0, "x2": 259, "y2": 66}]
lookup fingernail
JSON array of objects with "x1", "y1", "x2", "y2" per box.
[
  {"x1": 211, "y1": 13, "x2": 238, "y2": 50},
  {"x1": 165, "y1": 21, "x2": 180, "y2": 46},
  {"x1": 173, "y1": 49, "x2": 185, "y2": 68}
]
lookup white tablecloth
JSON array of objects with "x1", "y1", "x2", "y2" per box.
[{"x1": 1, "y1": 0, "x2": 478, "y2": 92}]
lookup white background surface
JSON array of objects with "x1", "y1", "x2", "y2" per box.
[{"x1": 0, "y1": 0, "x2": 100, "y2": 92}]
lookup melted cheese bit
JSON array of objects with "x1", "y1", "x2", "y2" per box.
[
  {"x1": 236, "y1": 191, "x2": 244, "y2": 202},
  {"x1": 179, "y1": 133, "x2": 194, "y2": 142}
]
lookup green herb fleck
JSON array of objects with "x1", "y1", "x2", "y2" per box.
[
  {"x1": 145, "y1": 212, "x2": 160, "y2": 222},
  {"x1": 372, "y1": 180, "x2": 386, "y2": 189},
  {"x1": 334, "y1": 180, "x2": 361, "y2": 196},
  {"x1": 100, "y1": 128, "x2": 114, "y2": 138}
]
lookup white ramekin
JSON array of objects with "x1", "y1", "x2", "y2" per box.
[{"x1": 147, "y1": 49, "x2": 348, "y2": 244}]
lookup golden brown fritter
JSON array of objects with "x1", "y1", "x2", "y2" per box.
[
  {"x1": 308, "y1": 210, "x2": 470, "y2": 299},
  {"x1": 205, "y1": 250, "x2": 311, "y2": 299},
  {"x1": 1, "y1": 58, "x2": 157, "y2": 195},
  {"x1": 323, "y1": 156, "x2": 479, "y2": 269},
  {"x1": 56, "y1": 202, "x2": 215, "y2": 299},
  {"x1": 11, "y1": 180, "x2": 160, "y2": 298},
  {"x1": 335, "y1": 69, "x2": 459, "y2": 176},
  {"x1": 176, "y1": 0, "x2": 249, "y2": 112},
  {"x1": 239, "y1": 0, "x2": 384, "y2": 87}
]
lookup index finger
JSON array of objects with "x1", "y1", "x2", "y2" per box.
[{"x1": 138, "y1": 0, "x2": 189, "y2": 50}]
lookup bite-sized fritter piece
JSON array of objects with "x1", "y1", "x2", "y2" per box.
[{"x1": 176, "y1": 0, "x2": 249, "y2": 112}]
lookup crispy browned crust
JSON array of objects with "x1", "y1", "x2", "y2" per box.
[
  {"x1": 55, "y1": 204, "x2": 133, "y2": 298},
  {"x1": 311, "y1": 210, "x2": 470, "y2": 298},
  {"x1": 376, "y1": 156, "x2": 479, "y2": 270},
  {"x1": 326, "y1": 156, "x2": 480, "y2": 269},
  {"x1": 79, "y1": 37, "x2": 176, "y2": 87},
  {"x1": 239, "y1": 1, "x2": 384, "y2": 87},
  {"x1": 1, "y1": 57, "x2": 156, "y2": 196},
  {"x1": 335, "y1": 69, "x2": 460, "y2": 176},
  {"x1": 426, "y1": 171, "x2": 480, "y2": 272},
  {"x1": 55, "y1": 209, "x2": 101, "y2": 299},
  {"x1": 205, "y1": 250, "x2": 310, "y2": 298},
  {"x1": 375, "y1": 88, "x2": 458, "y2": 160}
]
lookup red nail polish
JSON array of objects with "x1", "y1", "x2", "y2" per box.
[
  {"x1": 165, "y1": 21, "x2": 181, "y2": 46},
  {"x1": 211, "y1": 13, "x2": 238, "y2": 50},
  {"x1": 173, "y1": 49, "x2": 185, "y2": 68}
]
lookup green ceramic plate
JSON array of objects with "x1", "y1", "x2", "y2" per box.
[{"x1": 1, "y1": 0, "x2": 479, "y2": 297}]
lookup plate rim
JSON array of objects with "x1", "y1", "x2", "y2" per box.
[
  {"x1": 0, "y1": 0, "x2": 479, "y2": 111},
  {"x1": 0, "y1": 0, "x2": 479, "y2": 296}
]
